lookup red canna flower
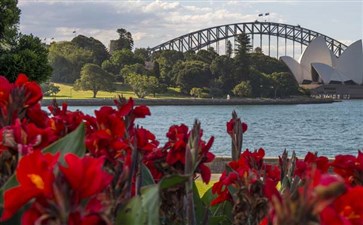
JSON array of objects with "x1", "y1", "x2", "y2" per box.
[
  {"x1": 331, "y1": 153, "x2": 363, "y2": 185},
  {"x1": 320, "y1": 186, "x2": 363, "y2": 225},
  {"x1": 14, "y1": 74, "x2": 43, "y2": 107},
  {"x1": 165, "y1": 124, "x2": 189, "y2": 166},
  {"x1": 1, "y1": 151, "x2": 59, "y2": 221},
  {"x1": 226, "y1": 118, "x2": 248, "y2": 135},
  {"x1": 59, "y1": 153, "x2": 113, "y2": 200},
  {"x1": 0, "y1": 76, "x2": 12, "y2": 107},
  {"x1": 135, "y1": 127, "x2": 159, "y2": 152}
]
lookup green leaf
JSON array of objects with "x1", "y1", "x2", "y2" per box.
[
  {"x1": 193, "y1": 181, "x2": 209, "y2": 225},
  {"x1": 201, "y1": 187, "x2": 216, "y2": 206},
  {"x1": 43, "y1": 122, "x2": 86, "y2": 164},
  {"x1": 141, "y1": 163, "x2": 155, "y2": 187},
  {"x1": 140, "y1": 185, "x2": 160, "y2": 225},
  {"x1": 159, "y1": 174, "x2": 189, "y2": 190},
  {"x1": 116, "y1": 196, "x2": 146, "y2": 225}
]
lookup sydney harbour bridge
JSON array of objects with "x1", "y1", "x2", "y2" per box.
[{"x1": 150, "y1": 21, "x2": 347, "y2": 58}]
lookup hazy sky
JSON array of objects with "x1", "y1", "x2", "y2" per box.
[{"x1": 18, "y1": 0, "x2": 363, "y2": 51}]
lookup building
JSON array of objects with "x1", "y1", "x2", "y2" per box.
[{"x1": 280, "y1": 37, "x2": 363, "y2": 98}]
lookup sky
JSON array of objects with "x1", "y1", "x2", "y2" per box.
[{"x1": 18, "y1": 0, "x2": 363, "y2": 53}]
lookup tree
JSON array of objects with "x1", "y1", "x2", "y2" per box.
[
  {"x1": 102, "y1": 49, "x2": 144, "y2": 80},
  {"x1": 0, "y1": 0, "x2": 20, "y2": 45},
  {"x1": 124, "y1": 73, "x2": 159, "y2": 98},
  {"x1": 41, "y1": 82, "x2": 60, "y2": 96},
  {"x1": 0, "y1": 34, "x2": 52, "y2": 83},
  {"x1": 74, "y1": 63, "x2": 115, "y2": 98},
  {"x1": 195, "y1": 47, "x2": 219, "y2": 64},
  {"x1": 233, "y1": 32, "x2": 252, "y2": 83},
  {"x1": 254, "y1": 47, "x2": 263, "y2": 54},
  {"x1": 250, "y1": 53, "x2": 289, "y2": 75},
  {"x1": 120, "y1": 63, "x2": 149, "y2": 80},
  {"x1": 48, "y1": 41, "x2": 94, "y2": 83},
  {"x1": 226, "y1": 40, "x2": 232, "y2": 58},
  {"x1": 232, "y1": 81, "x2": 252, "y2": 97},
  {"x1": 268, "y1": 72, "x2": 299, "y2": 98},
  {"x1": 210, "y1": 55, "x2": 236, "y2": 92},
  {"x1": 134, "y1": 48, "x2": 151, "y2": 62},
  {"x1": 71, "y1": 35, "x2": 109, "y2": 65},
  {"x1": 0, "y1": 2, "x2": 52, "y2": 83},
  {"x1": 109, "y1": 28, "x2": 134, "y2": 53},
  {"x1": 154, "y1": 50, "x2": 185, "y2": 86},
  {"x1": 174, "y1": 60, "x2": 213, "y2": 94}
]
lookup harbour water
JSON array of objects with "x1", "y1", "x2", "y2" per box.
[{"x1": 66, "y1": 100, "x2": 363, "y2": 158}]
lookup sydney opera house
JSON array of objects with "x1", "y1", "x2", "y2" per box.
[{"x1": 280, "y1": 37, "x2": 363, "y2": 98}]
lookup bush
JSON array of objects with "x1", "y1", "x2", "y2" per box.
[
  {"x1": 41, "y1": 82, "x2": 60, "y2": 96},
  {"x1": 232, "y1": 80, "x2": 252, "y2": 97}
]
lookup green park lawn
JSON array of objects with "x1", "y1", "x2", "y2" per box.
[{"x1": 45, "y1": 83, "x2": 188, "y2": 99}]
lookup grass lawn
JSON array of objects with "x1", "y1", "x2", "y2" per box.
[{"x1": 45, "y1": 83, "x2": 188, "y2": 99}]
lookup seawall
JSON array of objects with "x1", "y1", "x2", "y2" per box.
[{"x1": 41, "y1": 97, "x2": 336, "y2": 107}]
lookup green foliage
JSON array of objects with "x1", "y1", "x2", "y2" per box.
[
  {"x1": 116, "y1": 174, "x2": 188, "y2": 225},
  {"x1": 268, "y1": 72, "x2": 299, "y2": 98},
  {"x1": 174, "y1": 60, "x2": 213, "y2": 94},
  {"x1": 134, "y1": 48, "x2": 151, "y2": 61},
  {"x1": 0, "y1": 34, "x2": 52, "y2": 83},
  {"x1": 210, "y1": 55, "x2": 235, "y2": 92},
  {"x1": 125, "y1": 73, "x2": 160, "y2": 98},
  {"x1": 103, "y1": 49, "x2": 144, "y2": 78},
  {"x1": 196, "y1": 47, "x2": 218, "y2": 64},
  {"x1": 71, "y1": 35, "x2": 110, "y2": 65},
  {"x1": 233, "y1": 32, "x2": 252, "y2": 83},
  {"x1": 74, "y1": 63, "x2": 115, "y2": 98},
  {"x1": 249, "y1": 52, "x2": 289, "y2": 74},
  {"x1": 226, "y1": 40, "x2": 232, "y2": 58},
  {"x1": 41, "y1": 82, "x2": 60, "y2": 96},
  {"x1": 232, "y1": 81, "x2": 252, "y2": 97},
  {"x1": 190, "y1": 87, "x2": 204, "y2": 98},
  {"x1": 109, "y1": 28, "x2": 134, "y2": 53},
  {"x1": 121, "y1": 63, "x2": 150, "y2": 80},
  {"x1": 190, "y1": 87, "x2": 211, "y2": 98},
  {"x1": 0, "y1": 0, "x2": 20, "y2": 44},
  {"x1": 48, "y1": 41, "x2": 94, "y2": 83},
  {"x1": 153, "y1": 50, "x2": 184, "y2": 85}
]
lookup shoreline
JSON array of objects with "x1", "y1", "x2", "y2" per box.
[{"x1": 41, "y1": 97, "x2": 337, "y2": 106}]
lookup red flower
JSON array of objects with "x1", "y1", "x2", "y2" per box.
[
  {"x1": 331, "y1": 153, "x2": 363, "y2": 185},
  {"x1": 1, "y1": 151, "x2": 59, "y2": 221},
  {"x1": 320, "y1": 186, "x2": 363, "y2": 225},
  {"x1": 165, "y1": 124, "x2": 189, "y2": 166},
  {"x1": 0, "y1": 76, "x2": 12, "y2": 107},
  {"x1": 226, "y1": 118, "x2": 248, "y2": 135},
  {"x1": 135, "y1": 127, "x2": 159, "y2": 152},
  {"x1": 15, "y1": 74, "x2": 43, "y2": 107},
  {"x1": 198, "y1": 136, "x2": 215, "y2": 184},
  {"x1": 59, "y1": 153, "x2": 113, "y2": 200}
]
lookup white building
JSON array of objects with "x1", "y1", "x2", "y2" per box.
[{"x1": 280, "y1": 37, "x2": 363, "y2": 85}]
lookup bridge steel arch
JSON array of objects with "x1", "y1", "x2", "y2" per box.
[{"x1": 150, "y1": 22, "x2": 347, "y2": 57}]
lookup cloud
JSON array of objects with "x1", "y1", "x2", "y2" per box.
[{"x1": 17, "y1": 0, "x2": 361, "y2": 52}]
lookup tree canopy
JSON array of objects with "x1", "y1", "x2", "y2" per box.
[
  {"x1": 109, "y1": 28, "x2": 134, "y2": 53},
  {"x1": 48, "y1": 41, "x2": 94, "y2": 83},
  {"x1": 0, "y1": 0, "x2": 20, "y2": 45},
  {"x1": 71, "y1": 35, "x2": 109, "y2": 65},
  {"x1": 0, "y1": 34, "x2": 52, "y2": 83},
  {"x1": 74, "y1": 63, "x2": 115, "y2": 98}
]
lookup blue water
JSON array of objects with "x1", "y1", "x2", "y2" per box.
[{"x1": 65, "y1": 100, "x2": 363, "y2": 158}]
